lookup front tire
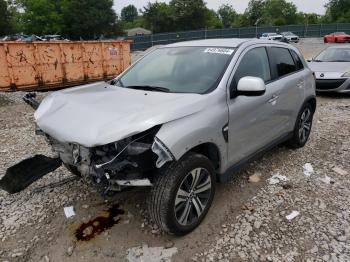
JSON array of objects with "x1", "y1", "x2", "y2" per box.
[
  {"x1": 148, "y1": 152, "x2": 216, "y2": 235},
  {"x1": 287, "y1": 103, "x2": 314, "y2": 149}
]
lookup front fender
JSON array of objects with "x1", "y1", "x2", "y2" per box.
[{"x1": 155, "y1": 101, "x2": 229, "y2": 173}]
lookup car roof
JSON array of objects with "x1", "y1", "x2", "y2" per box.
[{"x1": 163, "y1": 38, "x2": 286, "y2": 48}]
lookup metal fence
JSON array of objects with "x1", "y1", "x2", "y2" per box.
[{"x1": 127, "y1": 23, "x2": 350, "y2": 51}]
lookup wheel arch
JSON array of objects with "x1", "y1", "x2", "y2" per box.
[
  {"x1": 189, "y1": 142, "x2": 221, "y2": 172},
  {"x1": 305, "y1": 96, "x2": 317, "y2": 113}
]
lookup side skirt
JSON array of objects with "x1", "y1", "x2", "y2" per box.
[{"x1": 218, "y1": 132, "x2": 293, "y2": 183}]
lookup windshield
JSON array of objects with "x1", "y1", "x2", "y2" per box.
[
  {"x1": 314, "y1": 48, "x2": 350, "y2": 62},
  {"x1": 116, "y1": 47, "x2": 234, "y2": 94},
  {"x1": 334, "y1": 32, "x2": 346, "y2": 35},
  {"x1": 282, "y1": 32, "x2": 293, "y2": 36}
]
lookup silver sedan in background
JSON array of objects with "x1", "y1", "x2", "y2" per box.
[{"x1": 308, "y1": 46, "x2": 350, "y2": 93}]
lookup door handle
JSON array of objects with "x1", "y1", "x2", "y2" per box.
[{"x1": 268, "y1": 95, "x2": 279, "y2": 104}]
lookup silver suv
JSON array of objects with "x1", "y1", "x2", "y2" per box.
[{"x1": 1, "y1": 39, "x2": 316, "y2": 235}]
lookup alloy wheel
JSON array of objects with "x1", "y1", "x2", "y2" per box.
[
  {"x1": 174, "y1": 167, "x2": 212, "y2": 226},
  {"x1": 298, "y1": 107, "x2": 312, "y2": 143}
]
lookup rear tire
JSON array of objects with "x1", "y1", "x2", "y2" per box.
[
  {"x1": 148, "y1": 152, "x2": 216, "y2": 235},
  {"x1": 287, "y1": 103, "x2": 314, "y2": 149}
]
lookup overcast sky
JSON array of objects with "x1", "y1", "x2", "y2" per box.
[{"x1": 114, "y1": 0, "x2": 328, "y2": 15}]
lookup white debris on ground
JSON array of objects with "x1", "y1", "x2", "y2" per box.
[
  {"x1": 126, "y1": 245, "x2": 178, "y2": 262},
  {"x1": 267, "y1": 173, "x2": 289, "y2": 185},
  {"x1": 286, "y1": 211, "x2": 300, "y2": 221},
  {"x1": 303, "y1": 163, "x2": 315, "y2": 177},
  {"x1": 63, "y1": 206, "x2": 75, "y2": 218}
]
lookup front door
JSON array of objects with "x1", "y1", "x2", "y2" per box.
[{"x1": 226, "y1": 46, "x2": 282, "y2": 166}]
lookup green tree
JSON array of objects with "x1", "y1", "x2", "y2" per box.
[
  {"x1": 324, "y1": 0, "x2": 350, "y2": 23},
  {"x1": 243, "y1": 0, "x2": 265, "y2": 26},
  {"x1": 217, "y1": 4, "x2": 240, "y2": 28},
  {"x1": 243, "y1": 0, "x2": 298, "y2": 26},
  {"x1": 205, "y1": 9, "x2": 222, "y2": 29},
  {"x1": 169, "y1": 0, "x2": 208, "y2": 30},
  {"x1": 121, "y1": 16, "x2": 146, "y2": 30},
  {"x1": 19, "y1": 0, "x2": 64, "y2": 35},
  {"x1": 142, "y1": 2, "x2": 174, "y2": 33},
  {"x1": 262, "y1": 0, "x2": 298, "y2": 25},
  {"x1": 297, "y1": 12, "x2": 322, "y2": 24},
  {"x1": 0, "y1": 0, "x2": 15, "y2": 35},
  {"x1": 121, "y1": 4, "x2": 138, "y2": 23},
  {"x1": 62, "y1": 0, "x2": 118, "y2": 39}
]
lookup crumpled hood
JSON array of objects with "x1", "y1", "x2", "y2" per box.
[{"x1": 35, "y1": 82, "x2": 207, "y2": 147}]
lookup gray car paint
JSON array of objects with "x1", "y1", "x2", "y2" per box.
[{"x1": 35, "y1": 38, "x2": 315, "y2": 176}]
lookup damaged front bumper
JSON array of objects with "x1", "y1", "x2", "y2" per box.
[{"x1": 0, "y1": 125, "x2": 175, "y2": 195}]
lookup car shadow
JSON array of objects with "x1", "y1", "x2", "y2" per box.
[{"x1": 317, "y1": 92, "x2": 350, "y2": 99}]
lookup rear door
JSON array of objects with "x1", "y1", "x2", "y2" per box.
[{"x1": 266, "y1": 46, "x2": 306, "y2": 133}]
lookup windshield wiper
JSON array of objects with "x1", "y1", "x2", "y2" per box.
[
  {"x1": 124, "y1": 85, "x2": 170, "y2": 93},
  {"x1": 313, "y1": 59, "x2": 323, "y2": 62}
]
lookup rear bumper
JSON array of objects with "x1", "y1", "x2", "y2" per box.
[{"x1": 316, "y1": 78, "x2": 350, "y2": 93}]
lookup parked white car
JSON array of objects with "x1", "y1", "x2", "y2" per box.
[
  {"x1": 281, "y1": 32, "x2": 300, "y2": 43},
  {"x1": 260, "y1": 33, "x2": 283, "y2": 41}
]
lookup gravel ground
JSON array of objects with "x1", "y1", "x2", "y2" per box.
[{"x1": 0, "y1": 38, "x2": 349, "y2": 262}]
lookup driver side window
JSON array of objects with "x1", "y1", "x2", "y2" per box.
[{"x1": 231, "y1": 47, "x2": 271, "y2": 91}]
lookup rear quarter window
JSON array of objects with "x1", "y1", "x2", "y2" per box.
[{"x1": 290, "y1": 50, "x2": 304, "y2": 71}]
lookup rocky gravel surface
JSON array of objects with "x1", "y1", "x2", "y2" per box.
[{"x1": 0, "y1": 39, "x2": 349, "y2": 262}]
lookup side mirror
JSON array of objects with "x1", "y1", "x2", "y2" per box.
[{"x1": 236, "y1": 76, "x2": 266, "y2": 96}]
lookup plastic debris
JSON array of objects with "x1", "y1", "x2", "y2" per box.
[
  {"x1": 286, "y1": 211, "x2": 300, "y2": 220},
  {"x1": 319, "y1": 175, "x2": 332, "y2": 184},
  {"x1": 268, "y1": 173, "x2": 288, "y2": 185},
  {"x1": 303, "y1": 163, "x2": 314, "y2": 177},
  {"x1": 127, "y1": 244, "x2": 178, "y2": 262},
  {"x1": 332, "y1": 167, "x2": 348, "y2": 176},
  {"x1": 249, "y1": 173, "x2": 261, "y2": 183},
  {"x1": 64, "y1": 206, "x2": 75, "y2": 218}
]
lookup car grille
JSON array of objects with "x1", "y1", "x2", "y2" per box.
[
  {"x1": 291, "y1": 37, "x2": 298, "y2": 40},
  {"x1": 316, "y1": 79, "x2": 346, "y2": 90}
]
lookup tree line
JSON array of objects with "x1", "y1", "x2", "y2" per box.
[{"x1": 0, "y1": 0, "x2": 349, "y2": 38}]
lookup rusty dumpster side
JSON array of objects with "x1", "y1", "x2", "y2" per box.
[{"x1": 0, "y1": 40, "x2": 131, "y2": 91}]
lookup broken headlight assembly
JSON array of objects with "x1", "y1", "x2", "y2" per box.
[{"x1": 83, "y1": 126, "x2": 174, "y2": 194}]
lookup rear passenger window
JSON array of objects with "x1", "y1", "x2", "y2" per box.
[
  {"x1": 269, "y1": 47, "x2": 297, "y2": 77},
  {"x1": 290, "y1": 50, "x2": 304, "y2": 70},
  {"x1": 233, "y1": 47, "x2": 271, "y2": 84}
]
